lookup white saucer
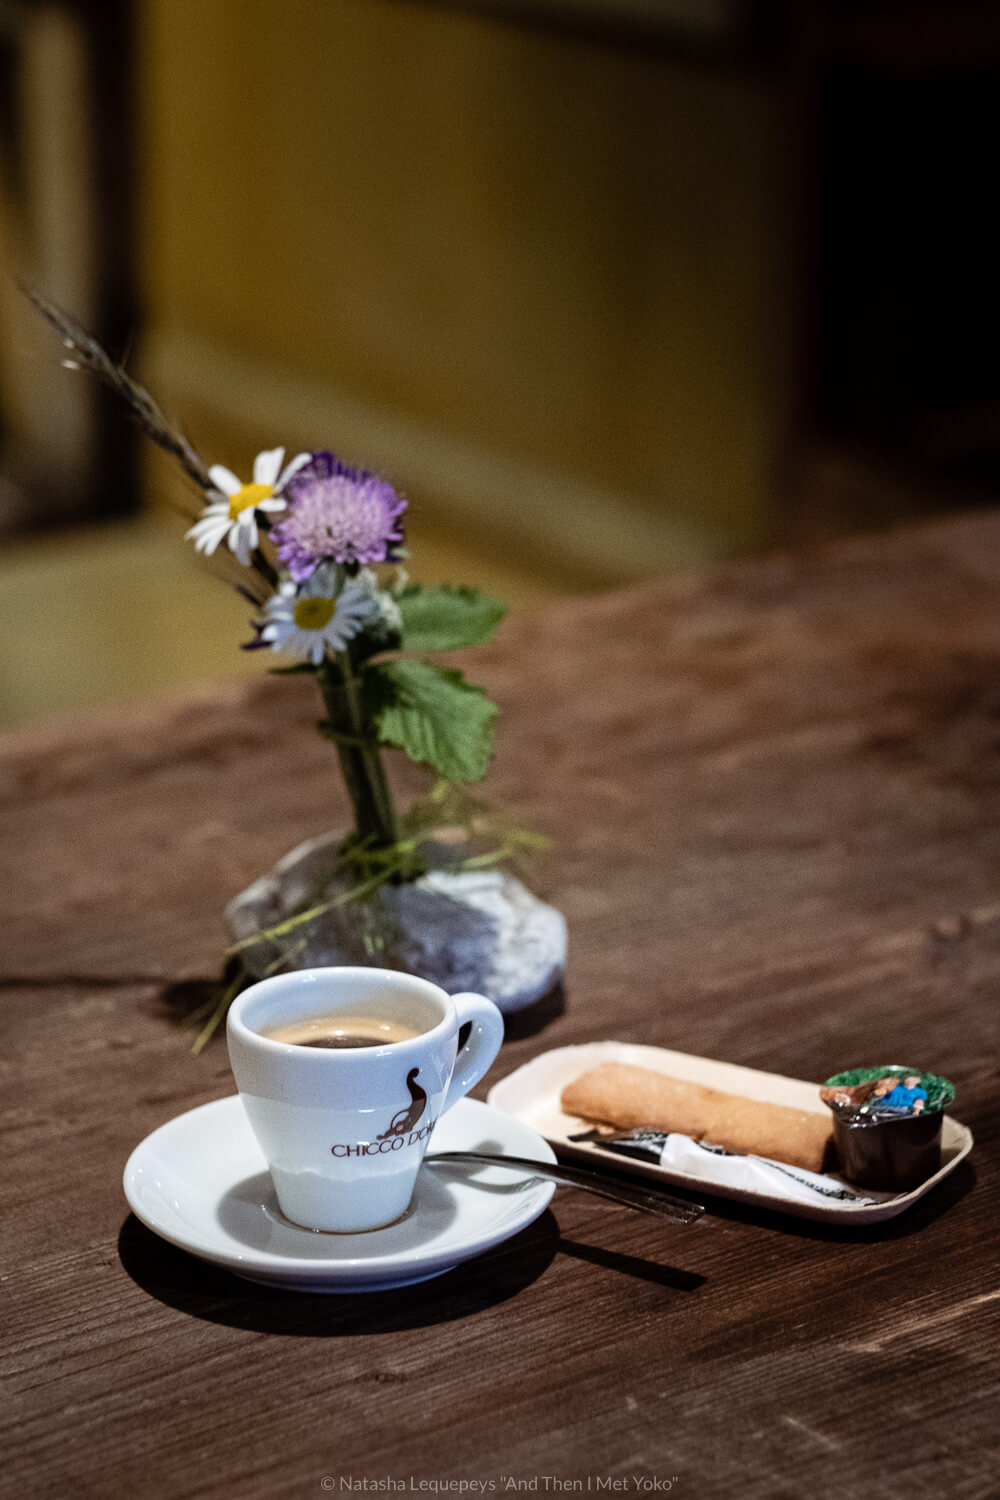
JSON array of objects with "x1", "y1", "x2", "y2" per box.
[{"x1": 123, "y1": 1095, "x2": 556, "y2": 1293}]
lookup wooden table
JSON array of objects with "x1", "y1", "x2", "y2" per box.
[{"x1": 4, "y1": 513, "x2": 999, "y2": 1499}]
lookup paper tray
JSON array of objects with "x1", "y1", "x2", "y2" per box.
[{"x1": 487, "y1": 1042, "x2": 972, "y2": 1225}]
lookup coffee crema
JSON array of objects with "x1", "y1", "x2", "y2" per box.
[{"x1": 263, "y1": 1014, "x2": 421, "y2": 1049}]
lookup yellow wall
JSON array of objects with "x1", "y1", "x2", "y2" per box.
[{"x1": 138, "y1": 0, "x2": 784, "y2": 588}]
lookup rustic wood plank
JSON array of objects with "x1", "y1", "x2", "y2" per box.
[{"x1": 3, "y1": 512, "x2": 1000, "y2": 1498}]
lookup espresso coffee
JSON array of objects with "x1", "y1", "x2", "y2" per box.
[{"x1": 263, "y1": 1014, "x2": 421, "y2": 1049}]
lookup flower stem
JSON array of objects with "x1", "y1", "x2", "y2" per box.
[{"x1": 317, "y1": 654, "x2": 398, "y2": 847}]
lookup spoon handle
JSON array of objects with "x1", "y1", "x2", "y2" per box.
[{"x1": 425, "y1": 1150, "x2": 704, "y2": 1224}]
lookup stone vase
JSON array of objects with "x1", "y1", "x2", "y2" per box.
[{"x1": 226, "y1": 832, "x2": 567, "y2": 1015}]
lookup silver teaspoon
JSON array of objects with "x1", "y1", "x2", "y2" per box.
[{"x1": 425, "y1": 1150, "x2": 704, "y2": 1224}]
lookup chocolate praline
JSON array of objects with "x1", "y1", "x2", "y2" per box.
[{"x1": 821, "y1": 1066, "x2": 955, "y2": 1193}]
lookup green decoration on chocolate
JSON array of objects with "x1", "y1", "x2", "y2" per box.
[{"x1": 824, "y1": 1066, "x2": 954, "y2": 1113}]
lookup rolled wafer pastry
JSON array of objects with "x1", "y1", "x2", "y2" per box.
[{"x1": 561, "y1": 1063, "x2": 833, "y2": 1173}]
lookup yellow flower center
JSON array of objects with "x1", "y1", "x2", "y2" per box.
[
  {"x1": 293, "y1": 596, "x2": 336, "y2": 631},
  {"x1": 228, "y1": 482, "x2": 272, "y2": 520}
]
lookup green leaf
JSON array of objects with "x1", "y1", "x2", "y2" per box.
[
  {"x1": 366, "y1": 659, "x2": 499, "y2": 783},
  {"x1": 396, "y1": 585, "x2": 506, "y2": 654}
]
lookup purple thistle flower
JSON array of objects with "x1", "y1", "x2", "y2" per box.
[{"x1": 271, "y1": 451, "x2": 406, "y2": 581}]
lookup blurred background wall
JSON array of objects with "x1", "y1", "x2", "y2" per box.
[
  {"x1": 138, "y1": 0, "x2": 782, "y2": 577},
  {"x1": 1, "y1": 1, "x2": 998, "y2": 723}
]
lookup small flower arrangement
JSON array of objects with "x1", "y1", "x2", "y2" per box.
[
  {"x1": 187, "y1": 437, "x2": 508, "y2": 845},
  {"x1": 30, "y1": 291, "x2": 558, "y2": 1047}
]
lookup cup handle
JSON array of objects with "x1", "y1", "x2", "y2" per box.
[{"x1": 440, "y1": 993, "x2": 505, "y2": 1115}]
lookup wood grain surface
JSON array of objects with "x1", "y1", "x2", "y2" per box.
[{"x1": 3, "y1": 513, "x2": 999, "y2": 1500}]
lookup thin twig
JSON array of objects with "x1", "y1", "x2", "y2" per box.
[
  {"x1": 191, "y1": 966, "x2": 246, "y2": 1055},
  {"x1": 22, "y1": 285, "x2": 213, "y2": 492},
  {"x1": 24, "y1": 285, "x2": 280, "y2": 602}
]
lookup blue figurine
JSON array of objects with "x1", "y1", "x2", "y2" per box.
[{"x1": 876, "y1": 1075, "x2": 927, "y2": 1114}]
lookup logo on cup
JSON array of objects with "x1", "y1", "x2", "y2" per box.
[
  {"x1": 378, "y1": 1067, "x2": 427, "y2": 1139},
  {"x1": 330, "y1": 1067, "x2": 433, "y2": 1157}
]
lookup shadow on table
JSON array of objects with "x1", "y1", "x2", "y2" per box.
[
  {"x1": 500, "y1": 982, "x2": 567, "y2": 1041},
  {"x1": 698, "y1": 1159, "x2": 977, "y2": 1243},
  {"x1": 557, "y1": 1237, "x2": 706, "y2": 1294},
  {"x1": 118, "y1": 1209, "x2": 559, "y2": 1334}
]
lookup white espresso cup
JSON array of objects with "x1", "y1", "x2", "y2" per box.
[{"x1": 227, "y1": 967, "x2": 504, "y2": 1232}]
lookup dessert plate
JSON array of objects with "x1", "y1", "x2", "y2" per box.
[
  {"x1": 488, "y1": 1043, "x2": 973, "y2": 1225},
  {"x1": 123, "y1": 1095, "x2": 556, "y2": 1292}
]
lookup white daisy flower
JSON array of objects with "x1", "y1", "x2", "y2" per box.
[
  {"x1": 259, "y1": 565, "x2": 382, "y2": 664},
  {"x1": 186, "y1": 447, "x2": 310, "y2": 566}
]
